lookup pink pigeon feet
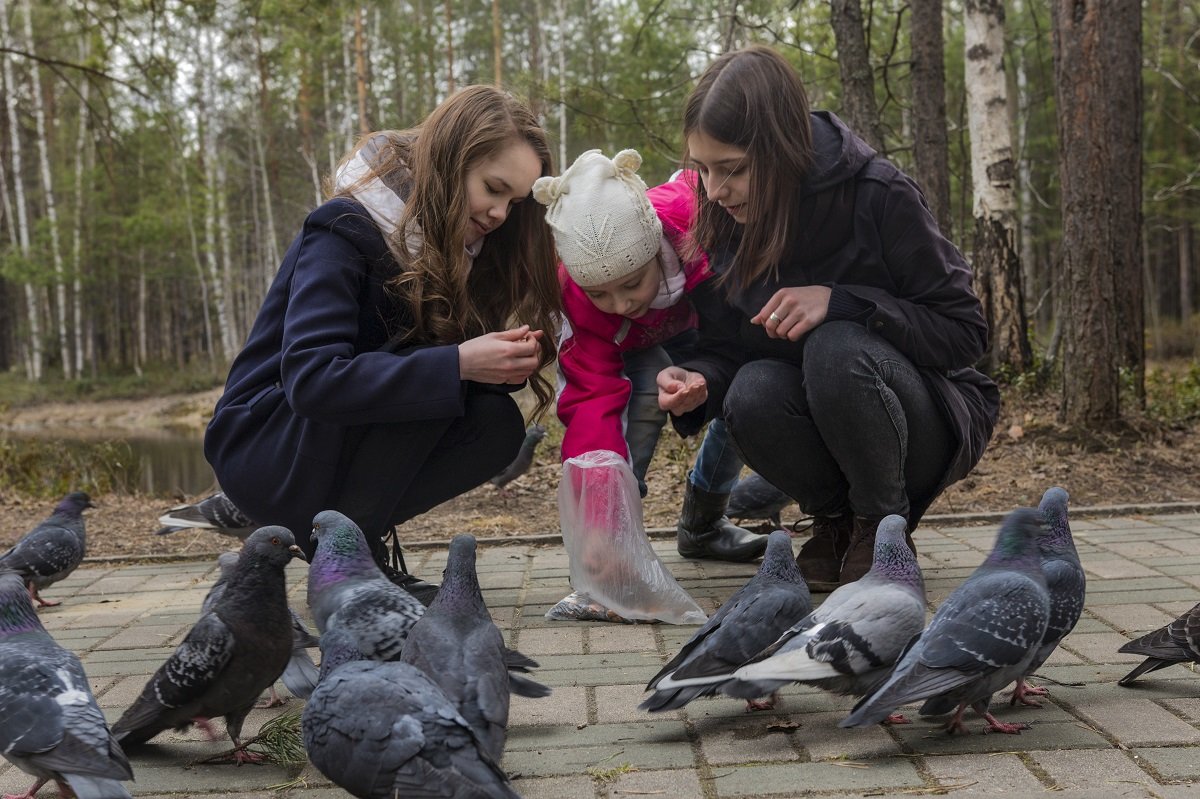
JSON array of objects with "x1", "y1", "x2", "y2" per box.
[
  {"x1": 883, "y1": 713, "x2": 911, "y2": 725},
  {"x1": 744, "y1": 691, "x2": 780, "y2": 711},
  {"x1": 4, "y1": 777, "x2": 49, "y2": 799},
  {"x1": 981, "y1": 712, "x2": 1031, "y2": 734},
  {"x1": 193, "y1": 716, "x2": 222, "y2": 741},
  {"x1": 27, "y1": 584, "x2": 60, "y2": 608},
  {"x1": 229, "y1": 746, "x2": 267, "y2": 765},
  {"x1": 1009, "y1": 679, "x2": 1049, "y2": 707}
]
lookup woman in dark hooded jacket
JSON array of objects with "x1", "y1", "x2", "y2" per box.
[{"x1": 658, "y1": 46, "x2": 1000, "y2": 591}]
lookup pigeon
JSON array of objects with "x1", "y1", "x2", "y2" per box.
[
  {"x1": 306, "y1": 510, "x2": 426, "y2": 662},
  {"x1": 727, "y1": 472, "x2": 793, "y2": 528},
  {"x1": 155, "y1": 490, "x2": 257, "y2": 539},
  {"x1": 202, "y1": 550, "x2": 320, "y2": 705},
  {"x1": 1010, "y1": 486, "x2": 1085, "y2": 706},
  {"x1": 303, "y1": 628, "x2": 522, "y2": 799},
  {"x1": 841, "y1": 507, "x2": 1050, "y2": 735},
  {"x1": 690, "y1": 516, "x2": 924, "y2": 719},
  {"x1": 0, "y1": 491, "x2": 95, "y2": 607},
  {"x1": 489, "y1": 423, "x2": 547, "y2": 494},
  {"x1": 0, "y1": 570, "x2": 134, "y2": 799},
  {"x1": 112, "y1": 526, "x2": 304, "y2": 762},
  {"x1": 640, "y1": 530, "x2": 812, "y2": 712},
  {"x1": 1117, "y1": 600, "x2": 1200, "y2": 686},
  {"x1": 400, "y1": 535, "x2": 550, "y2": 762}
]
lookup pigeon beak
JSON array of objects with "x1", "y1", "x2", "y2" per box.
[{"x1": 288, "y1": 544, "x2": 306, "y2": 561}]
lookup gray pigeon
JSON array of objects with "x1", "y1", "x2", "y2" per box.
[
  {"x1": 112, "y1": 527, "x2": 304, "y2": 761},
  {"x1": 1010, "y1": 486, "x2": 1085, "y2": 706},
  {"x1": 691, "y1": 516, "x2": 925, "y2": 717},
  {"x1": 203, "y1": 550, "x2": 320, "y2": 705},
  {"x1": 489, "y1": 423, "x2": 547, "y2": 493},
  {"x1": 400, "y1": 535, "x2": 550, "y2": 762},
  {"x1": 155, "y1": 490, "x2": 256, "y2": 538},
  {"x1": 307, "y1": 510, "x2": 426, "y2": 662},
  {"x1": 727, "y1": 472, "x2": 793, "y2": 528},
  {"x1": 303, "y1": 628, "x2": 522, "y2": 799},
  {"x1": 641, "y1": 531, "x2": 812, "y2": 712},
  {"x1": 0, "y1": 570, "x2": 134, "y2": 799},
  {"x1": 841, "y1": 508, "x2": 1050, "y2": 735},
  {"x1": 0, "y1": 492, "x2": 95, "y2": 607},
  {"x1": 1117, "y1": 600, "x2": 1200, "y2": 685}
]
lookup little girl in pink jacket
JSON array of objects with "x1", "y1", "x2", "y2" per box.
[{"x1": 534, "y1": 149, "x2": 767, "y2": 622}]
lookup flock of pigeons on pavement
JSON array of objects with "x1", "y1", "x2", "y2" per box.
[{"x1": 0, "y1": 485, "x2": 1199, "y2": 798}]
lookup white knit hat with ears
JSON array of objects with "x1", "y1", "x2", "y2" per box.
[{"x1": 532, "y1": 149, "x2": 663, "y2": 287}]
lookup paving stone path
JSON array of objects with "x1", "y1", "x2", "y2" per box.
[{"x1": 2, "y1": 511, "x2": 1199, "y2": 798}]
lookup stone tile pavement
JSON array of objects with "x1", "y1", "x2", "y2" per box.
[{"x1": 3, "y1": 510, "x2": 1200, "y2": 798}]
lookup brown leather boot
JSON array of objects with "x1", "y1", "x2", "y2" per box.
[{"x1": 795, "y1": 514, "x2": 853, "y2": 592}]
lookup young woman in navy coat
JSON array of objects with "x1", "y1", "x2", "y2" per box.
[{"x1": 204, "y1": 86, "x2": 561, "y2": 603}]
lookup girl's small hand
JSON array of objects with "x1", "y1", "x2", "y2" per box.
[
  {"x1": 657, "y1": 366, "x2": 708, "y2": 415},
  {"x1": 459, "y1": 325, "x2": 544, "y2": 384},
  {"x1": 752, "y1": 285, "x2": 832, "y2": 341}
]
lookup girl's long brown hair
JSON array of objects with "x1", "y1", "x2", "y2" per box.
[
  {"x1": 337, "y1": 86, "x2": 561, "y2": 419},
  {"x1": 682, "y1": 46, "x2": 813, "y2": 295}
]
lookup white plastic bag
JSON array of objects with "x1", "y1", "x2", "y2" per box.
[{"x1": 547, "y1": 450, "x2": 706, "y2": 625}]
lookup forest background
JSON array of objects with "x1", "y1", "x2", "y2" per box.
[{"x1": 1, "y1": 1, "x2": 1200, "y2": 554}]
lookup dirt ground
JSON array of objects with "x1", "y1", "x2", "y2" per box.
[{"x1": 1, "y1": 387, "x2": 1198, "y2": 560}]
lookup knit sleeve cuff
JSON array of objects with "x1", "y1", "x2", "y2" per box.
[{"x1": 826, "y1": 285, "x2": 875, "y2": 323}]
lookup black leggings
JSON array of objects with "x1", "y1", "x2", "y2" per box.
[
  {"x1": 311, "y1": 389, "x2": 524, "y2": 557},
  {"x1": 722, "y1": 321, "x2": 955, "y2": 524}
]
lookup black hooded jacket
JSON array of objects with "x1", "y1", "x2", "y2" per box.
[{"x1": 675, "y1": 111, "x2": 1000, "y2": 524}]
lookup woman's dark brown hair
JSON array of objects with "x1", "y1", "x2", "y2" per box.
[
  {"x1": 338, "y1": 86, "x2": 561, "y2": 418},
  {"x1": 682, "y1": 45, "x2": 813, "y2": 294}
]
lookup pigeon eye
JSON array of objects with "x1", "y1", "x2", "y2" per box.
[{"x1": 271, "y1": 537, "x2": 281, "y2": 545}]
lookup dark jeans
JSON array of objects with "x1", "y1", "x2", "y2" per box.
[
  {"x1": 723, "y1": 321, "x2": 954, "y2": 522},
  {"x1": 315, "y1": 389, "x2": 524, "y2": 558}
]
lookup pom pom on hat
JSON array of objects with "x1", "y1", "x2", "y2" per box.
[{"x1": 533, "y1": 149, "x2": 662, "y2": 287}]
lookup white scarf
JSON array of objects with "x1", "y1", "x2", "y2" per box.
[
  {"x1": 334, "y1": 139, "x2": 484, "y2": 261},
  {"x1": 649, "y1": 237, "x2": 686, "y2": 310}
]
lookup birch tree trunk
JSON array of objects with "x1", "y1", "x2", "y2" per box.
[
  {"x1": 354, "y1": 5, "x2": 370, "y2": 134},
  {"x1": 910, "y1": 0, "x2": 952, "y2": 235},
  {"x1": 71, "y1": 44, "x2": 89, "y2": 377},
  {"x1": 556, "y1": 0, "x2": 566, "y2": 168},
  {"x1": 965, "y1": 0, "x2": 1031, "y2": 376},
  {"x1": 444, "y1": 0, "x2": 454, "y2": 93},
  {"x1": 201, "y1": 27, "x2": 236, "y2": 362},
  {"x1": 0, "y1": 0, "x2": 42, "y2": 380},
  {"x1": 1052, "y1": 0, "x2": 1143, "y2": 425},
  {"x1": 829, "y1": 0, "x2": 885, "y2": 153},
  {"x1": 492, "y1": 0, "x2": 502, "y2": 86}
]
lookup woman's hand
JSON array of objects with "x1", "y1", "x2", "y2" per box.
[
  {"x1": 458, "y1": 325, "x2": 544, "y2": 384},
  {"x1": 657, "y1": 366, "x2": 708, "y2": 415},
  {"x1": 752, "y1": 286, "x2": 832, "y2": 341}
]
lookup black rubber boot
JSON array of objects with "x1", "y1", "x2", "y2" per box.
[
  {"x1": 676, "y1": 478, "x2": 770, "y2": 562},
  {"x1": 795, "y1": 514, "x2": 853, "y2": 592},
  {"x1": 371, "y1": 526, "x2": 439, "y2": 607}
]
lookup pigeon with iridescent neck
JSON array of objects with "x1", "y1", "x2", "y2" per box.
[
  {"x1": 1009, "y1": 486, "x2": 1084, "y2": 706},
  {"x1": 400, "y1": 534, "x2": 549, "y2": 761},
  {"x1": 842, "y1": 508, "x2": 1049, "y2": 735},
  {"x1": 306, "y1": 511, "x2": 425, "y2": 662},
  {"x1": 682, "y1": 516, "x2": 924, "y2": 721}
]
